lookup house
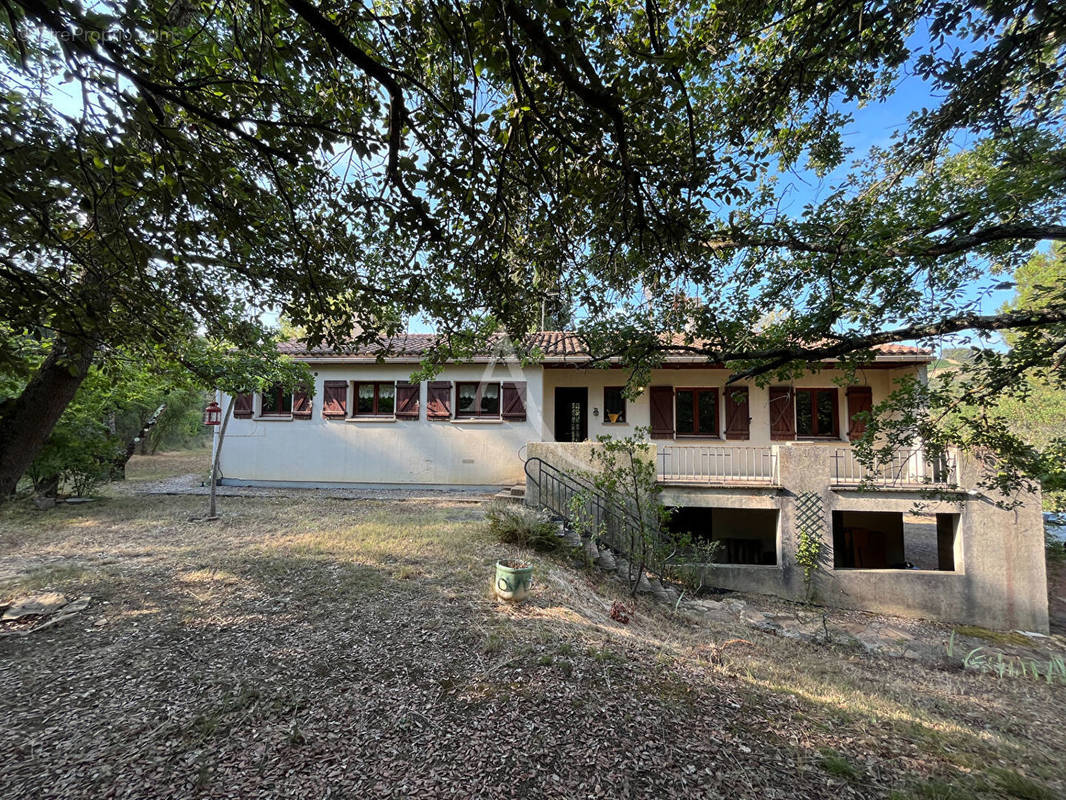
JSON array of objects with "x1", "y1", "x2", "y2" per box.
[{"x1": 215, "y1": 332, "x2": 1049, "y2": 632}]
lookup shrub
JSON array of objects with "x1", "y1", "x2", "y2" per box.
[{"x1": 485, "y1": 502, "x2": 563, "y2": 553}]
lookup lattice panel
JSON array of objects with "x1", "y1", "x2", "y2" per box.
[{"x1": 795, "y1": 491, "x2": 825, "y2": 536}]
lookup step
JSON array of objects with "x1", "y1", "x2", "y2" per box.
[
  {"x1": 509, "y1": 484, "x2": 526, "y2": 497},
  {"x1": 493, "y1": 489, "x2": 523, "y2": 504}
]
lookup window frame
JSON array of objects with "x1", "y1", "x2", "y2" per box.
[
  {"x1": 794, "y1": 387, "x2": 839, "y2": 438},
  {"x1": 674, "y1": 387, "x2": 720, "y2": 437},
  {"x1": 455, "y1": 381, "x2": 502, "y2": 418},
  {"x1": 353, "y1": 381, "x2": 397, "y2": 417},
  {"x1": 259, "y1": 384, "x2": 293, "y2": 416},
  {"x1": 603, "y1": 386, "x2": 627, "y2": 424}
]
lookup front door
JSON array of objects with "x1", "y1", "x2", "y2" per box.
[{"x1": 554, "y1": 387, "x2": 588, "y2": 442}]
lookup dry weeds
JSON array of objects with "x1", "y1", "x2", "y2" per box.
[{"x1": 0, "y1": 451, "x2": 1062, "y2": 799}]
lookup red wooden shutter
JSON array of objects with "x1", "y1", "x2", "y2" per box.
[
  {"x1": 501, "y1": 382, "x2": 527, "y2": 420},
  {"x1": 322, "y1": 381, "x2": 347, "y2": 418},
  {"x1": 649, "y1": 386, "x2": 674, "y2": 439},
  {"x1": 233, "y1": 393, "x2": 253, "y2": 419},
  {"x1": 846, "y1": 386, "x2": 873, "y2": 441},
  {"x1": 724, "y1": 387, "x2": 750, "y2": 440},
  {"x1": 396, "y1": 382, "x2": 420, "y2": 419},
  {"x1": 427, "y1": 381, "x2": 452, "y2": 420},
  {"x1": 769, "y1": 387, "x2": 795, "y2": 440},
  {"x1": 293, "y1": 387, "x2": 312, "y2": 419}
]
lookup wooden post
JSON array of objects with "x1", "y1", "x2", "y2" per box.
[{"x1": 208, "y1": 396, "x2": 233, "y2": 520}]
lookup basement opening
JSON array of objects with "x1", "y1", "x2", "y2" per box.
[
  {"x1": 832, "y1": 510, "x2": 959, "y2": 571},
  {"x1": 666, "y1": 507, "x2": 778, "y2": 565}
]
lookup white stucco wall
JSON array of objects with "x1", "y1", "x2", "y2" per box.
[
  {"x1": 542, "y1": 364, "x2": 920, "y2": 444},
  {"x1": 217, "y1": 358, "x2": 924, "y2": 486},
  {"x1": 217, "y1": 362, "x2": 544, "y2": 487}
]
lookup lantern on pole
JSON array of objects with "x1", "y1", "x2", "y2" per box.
[{"x1": 203, "y1": 400, "x2": 222, "y2": 426}]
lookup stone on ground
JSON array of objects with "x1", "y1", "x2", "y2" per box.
[{"x1": 2, "y1": 592, "x2": 69, "y2": 621}]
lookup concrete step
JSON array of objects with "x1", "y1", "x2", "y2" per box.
[
  {"x1": 509, "y1": 484, "x2": 526, "y2": 497},
  {"x1": 493, "y1": 489, "x2": 523, "y2": 504}
]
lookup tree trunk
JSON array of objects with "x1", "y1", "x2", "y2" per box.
[{"x1": 0, "y1": 336, "x2": 96, "y2": 498}]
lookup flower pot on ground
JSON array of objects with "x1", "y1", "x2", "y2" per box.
[{"x1": 495, "y1": 559, "x2": 533, "y2": 602}]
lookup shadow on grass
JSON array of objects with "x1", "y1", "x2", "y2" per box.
[{"x1": 0, "y1": 493, "x2": 1061, "y2": 800}]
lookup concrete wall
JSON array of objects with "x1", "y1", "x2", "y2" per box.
[
  {"x1": 217, "y1": 363, "x2": 543, "y2": 487},
  {"x1": 703, "y1": 445, "x2": 1048, "y2": 631},
  {"x1": 533, "y1": 441, "x2": 1050, "y2": 632},
  {"x1": 542, "y1": 364, "x2": 916, "y2": 443}
]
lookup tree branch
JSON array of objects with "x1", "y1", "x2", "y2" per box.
[{"x1": 706, "y1": 222, "x2": 1066, "y2": 259}]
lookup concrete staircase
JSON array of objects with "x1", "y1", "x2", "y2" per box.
[
  {"x1": 548, "y1": 515, "x2": 681, "y2": 606},
  {"x1": 493, "y1": 484, "x2": 526, "y2": 504}
]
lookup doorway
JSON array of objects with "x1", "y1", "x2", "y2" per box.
[{"x1": 554, "y1": 387, "x2": 588, "y2": 442}]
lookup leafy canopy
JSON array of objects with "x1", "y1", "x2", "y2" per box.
[{"x1": 0, "y1": 1, "x2": 1064, "y2": 494}]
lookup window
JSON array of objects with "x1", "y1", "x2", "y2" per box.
[
  {"x1": 795, "y1": 388, "x2": 838, "y2": 437},
  {"x1": 675, "y1": 388, "x2": 718, "y2": 436},
  {"x1": 321, "y1": 381, "x2": 347, "y2": 418},
  {"x1": 355, "y1": 382, "x2": 396, "y2": 416},
  {"x1": 832, "y1": 511, "x2": 959, "y2": 571},
  {"x1": 260, "y1": 384, "x2": 292, "y2": 415},
  {"x1": 604, "y1": 386, "x2": 626, "y2": 423},
  {"x1": 456, "y1": 382, "x2": 500, "y2": 418},
  {"x1": 665, "y1": 507, "x2": 778, "y2": 565}
]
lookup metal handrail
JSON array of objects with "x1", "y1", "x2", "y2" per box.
[
  {"x1": 523, "y1": 456, "x2": 650, "y2": 573},
  {"x1": 524, "y1": 456, "x2": 642, "y2": 525}
]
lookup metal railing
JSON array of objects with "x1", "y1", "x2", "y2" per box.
[
  {"x1": 523, "y1": 456, "x2": 654, "y2": 581},
  {"x1": 831, "y1": 447, "x2": 957, "y2": 488},
  {"x1": 657, "y1": 445, "x2": 778, "y2": 485}
]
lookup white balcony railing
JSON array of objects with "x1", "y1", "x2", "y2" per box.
[
  {"x1": 830, "y1": 447, "x2": 957, "y2": 488},
  {"x1": 657, "y1": 445, "x2": 778, "y2": 485}
]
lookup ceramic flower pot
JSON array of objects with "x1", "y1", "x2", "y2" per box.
[{"x1": 495, "y1": 559, "x2": 533, "y2": 602}]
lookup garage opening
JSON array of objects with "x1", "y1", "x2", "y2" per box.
[
  {"x1": 832, "y1": 511, "x2": 959, "y2": 570},
  {"x1": 666, "y1": 507, "x2": 778, "y2": 565}
]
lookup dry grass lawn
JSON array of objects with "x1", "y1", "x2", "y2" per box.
[{"x1": 0, "y1": 451, "x2": 1063, "y2": 799}]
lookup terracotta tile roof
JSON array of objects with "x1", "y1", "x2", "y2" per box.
[{"x1": 278, "y1": 331, "x2": 931, "y2": 362}]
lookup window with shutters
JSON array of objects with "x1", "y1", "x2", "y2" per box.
[
  {"x1": 321, "y1": 381, "x2": 347, "y2": 418},
  {"x1": 456, "y1": 382, "x2": 500, "y2": 418},
  {"x1": 846, "y1": 386, "x2": 872, "y2": 440},
  {"x1": 260, "y1": 384, "x2": 292, "y2": 416},
  {"x1": 395, "y1": 382, "x2": 420, "y2": 419},
  {"x1": 427, "y1": 382, "x2": 452, "y2": 420},
  {"x1": 354, "y1": 382, "x2": 396, "y2": 416},
  {"x1": 501, "y1": 382, "x2": 527, "y2": 420},
  {"x1": 292, "y1": 387, "x2": 312, "y2": 419},
  {"x1": 769, "y1": 387, "x2": 795, "y2": 440},
  {"x1": 724, "y1": 387, "x2": 750, "y2": 440},
  {"x1": 795, "y1": 388, "x2": 838, "y2": 437},
  {"x1": 675, "y1": 388, "x2": 719, "y2": 436},
  {"x1": 233, "y1": 393, "x2": 254, "y2": 419},
  {"x1": 649, "y1": 386, "x2": 675, "y2": 439},
  {"x1": 603, "y1": 386, "x2": 626, "y2": 423}
]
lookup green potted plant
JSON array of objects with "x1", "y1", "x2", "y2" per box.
[{"x1": 495, "y1": 558, "x2": 533, "y2": 602}]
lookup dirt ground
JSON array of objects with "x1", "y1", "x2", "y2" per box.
[{"x1": 0, "y1": 451, "x2": 1063, "y2": 799}]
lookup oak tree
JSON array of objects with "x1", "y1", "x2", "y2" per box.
[{"x1": 1, "y1": 1, "x2": 1064, "y2": 496}]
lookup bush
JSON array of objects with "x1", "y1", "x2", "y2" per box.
[{"x1": 485, "y1": 502, "x2": 564, "y2": 553}]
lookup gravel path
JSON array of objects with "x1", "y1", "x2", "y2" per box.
[{"x1": 119, "y1": 471, "x2": 497, "y2": 503}]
